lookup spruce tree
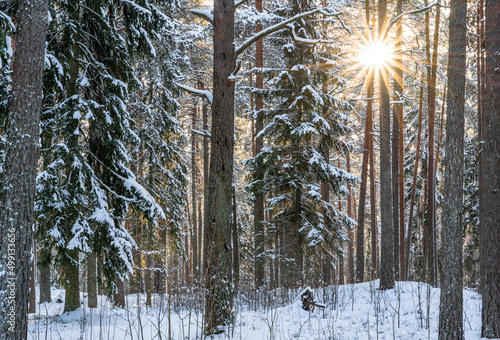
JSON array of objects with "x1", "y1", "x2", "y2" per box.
[{"x1": 247, "y1": 0, "x2": 357, "y2": 288}]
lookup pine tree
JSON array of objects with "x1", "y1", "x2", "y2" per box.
[
  {"x1": 481, "y1": 0, "x2": 500, "y2": 336},
  {"x1": 438, "y1": 0, "x2": 466, "y2": 337},
  {"x1": 0, "y1": 0, "x2": 49, "y2": 337}
]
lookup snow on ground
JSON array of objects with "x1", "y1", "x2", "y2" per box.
[{"x1": 27, "y1": 280, "x2": 495, "y2": 340}]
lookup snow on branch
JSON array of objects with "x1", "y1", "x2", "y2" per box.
[
  {"x1": 235, "y1": 9, "x2": 343, "y2": 56},
  {"x1": 387, "y1": 2, "x2": 443, "y2": 29},
  {"x1": 177, "y1": 83, "x2": 213, "y2": 104},
  {"x1": 190, "y1": 9, "x2": 213, "y2": 25},
  {"x1": 235, "y1": 0, "x2": 250, "y2": 8}
]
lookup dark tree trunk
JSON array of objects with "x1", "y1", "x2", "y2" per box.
[
  {"x1": 0, "y1": 0, "x2": 48, "y2": 337},
  {"x1": 28, "y1": 246, "x2": 36, "y2": 314},
  {"x1": 145, "y1": 231, "x2": 152, "y2": 306},
  {"x1": 378, "y1": 0, "x2": 395, "y2": 291},
  {"x1": 87, "y1": 253, "x2": 98, "y2": 308},
  {"x1": 39, "y1": 265, "x2": 51, "y2": 304},
  {"x1": 438, "y1": 0, "x2": 466, "y2": 337},
  {"x1": 202, "y1": 90, "x2": 209, "y2": 279},
  {"x1": 113, "y1": 279, "x2": 125, "y2": 309},
  {"x1": 63, "y1": 249, "x2": 80, "y2": 312},
  {"x1": 481, "y1": 0, "x2": 500, "y2": 336},
  {"x1": 253, "y1": 0, "x2": 265, "y2": 289},
  {"x1": 232, "y1": 186, "x2": 239, "y2": 291},
  {"x1": 204, "y1": 0, "x2": 235, "y2": 333},
  {"x1": 192, "y1": 103, "x2": 199, "y2": 281}
]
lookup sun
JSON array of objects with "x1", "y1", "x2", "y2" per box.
[{"x1": 358, "y1": 40, "x2": 394, "y2": 68}]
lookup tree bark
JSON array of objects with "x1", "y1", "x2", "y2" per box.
[
  {"x1": 232, "y1": 186, "x2": 239, "y2": 291},
  {"x1": 425, "y1": 3, "x2": 440, "y2": 287},
  {"x1": 481, "y1": 0, "x2": 500, "y2": 336},
  {"x1": 87, "y1": 253, "x2": 98, "y2": 308},
  {"x1": 192, "y1": 102, "x2": 199, "y2": 281},
  {"x1": 253, "y1": 0, "x2": 265, "y2": 289},
  {"x1": 0, "y1": 0, "x2": 48, "y2": 336},
  {"x1": 204, "y1": 0, "x2": 235, "y2": 332},
  {"x1": 28, "y1": 246, "x2": 36, "y2": 314},
  {"x1": 438, "y1": 0, "x2": 466, "y2": 337},
  {"x1": 392, "y1": 0, "x2": 404, "y2": 281},
  {"x1": 39, "y1": 265, "x2": 51, "y2": 304},
  {"x1": 378, "y1": 0, "x2": 395, "y2": 291},
  {"x1": 368, "y1": 78, "x2": 378, "y2": 280}
]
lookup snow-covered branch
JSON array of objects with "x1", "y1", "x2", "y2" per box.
[
  {"x1": 235, "y1": 9, "x2": 342, "y2": 56},
  {"x1": 388, "y1": 2, "x2": 443, "y2": 30},
  {"x1": 177, "y1": 83, "x2": 213, "y2": 104},
  {"x1": 235, "y1": 0, "x2": 249, "y2": 8},
  {"x1": 190, "y1": 9, "x2": 213, "y2": 25}
]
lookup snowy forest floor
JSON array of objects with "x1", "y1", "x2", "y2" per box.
[{"x1": 27, "y1": 280, "x2": 494, "y2": 340}]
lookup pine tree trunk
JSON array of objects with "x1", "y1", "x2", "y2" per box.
[
  {"x1": 438, "y1": 0, "x2": 466, "y2": 337},
  {"x1": 39, "y1": 135, "x2": 52, "y2": 304},
  {"x1": 392, "y1": 0, "x2": 404, "y2": 281},
  {"x1": 192, "y1": 103, "x2": 199, "y2": 281},
  {"x1": 321, "y1": 144, "x2": 332, "y2": 285},
  {"x1": 405, "y1": 77, "x2": 424, "y2": 280},
  {"x1": 232, "y1": 186, "x2": 239, "y2": 292},
  {"x1": 378, "y1": 0, "x2": 395, "y2": 291},
  {"x1": 87, "y1": 253, "x2": 98, "y2": 308},
  {"x1": 145, "y1": 231, "x2": 152, "y2": 306},
  {"x1": 28, "y1": 246, "x2": 36, "y2": 314},
  {"x1": 202, "y1": 92, "x2": 209, "y2": 279},
  {"x1": 425, "y1": 3, "x2": 440, "y2": 287},
  {"x1": 253, "y1": 0, "x2": 265, "y2": 289},
  {"x1": 481, "y1": 0, "x2": 500, "y2": 336},
  {"x1": 357, "y1": 0, "x2": 373, "y2": 283},
  {"x1": 368, "y1": 78, "x2": 378, "y2": 280},
  {"x1": 204, "y1": 0, "x2": 235, "y2": 332},
  {"x1": 0, "y1": 0, "x2": 48, "y2": 337}
]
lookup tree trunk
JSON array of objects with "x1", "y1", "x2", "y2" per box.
[
  {"x1": 425, "y1": 3, "x2": 440, "y2": 287},
  {"x1": 368, "y1": 78, "x2": 378, "y2": 280},
  {"x1": 204, "y1": 0, "x2": 235, "y2": 332},
  {"x1": 87, "y1": 253, "x2": 98, "y2": 308},
  {"x1": 232, "y1": 186, "x2": 239, "y2": 292},
  {"x1": 28, "y1": 246, "x2": 36, "y2": 314},
  {"x1": 438, "y1": 0, "x2": 466, "y2": 337},
  {"x1": 0, "y1": 0, "x2": 48, "y2": 337},
  {"x1": 356, "y1": 0, "x2": 373, "y2": 284},
  {"x1": 405, "y1": 76, "x2": 424, "y2": 280},
  {"x1": 192, "y1": 102, "x2": 199, "y2": 282},
  {"x1": 63, "y1": 249, "x2": 80, "y2": 312},
  {"x1": 392, "y1": 0, "x2": 404, "y2": 281},
  {"x1": 39, "y1": 265, "x2": 51, "y2": 304},
  {"x1": 378, "y1": 0, "x2": 395, "y2": 291},
  {"x1": 253, "y1": 0, "x2": 265, "y2": 289},
  {"x1": 481, "y1": 0, "x2": 500, "y2": 336},
  {"x1": 113, "y1": 279, "x2": 125, "y2": 309},
  {"x1": 145, "y1": 231, "x2": 152, "y2": 306},
  {"x1": 202, "y1": 88, "x2": 209, "y2": 279}
]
